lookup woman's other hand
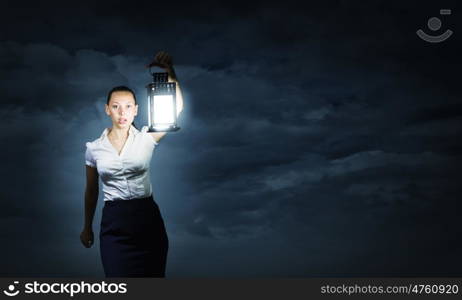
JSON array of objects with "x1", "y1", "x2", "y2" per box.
[{"x1": 80, "y1": 228, "x2": 94, "y2": 248}]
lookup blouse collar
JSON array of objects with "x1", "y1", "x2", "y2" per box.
[{"x1": 101, "y1": 124, "x2": 138, "y2": 139}]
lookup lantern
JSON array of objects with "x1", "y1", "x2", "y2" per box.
[{"x1": 146, "y1": 71, "x2": 180, "y2": 132}]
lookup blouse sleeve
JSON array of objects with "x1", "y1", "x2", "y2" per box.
[
  {"x1": 141, "y1": 126, "x2": 159, "y2": 146},
  {"x1": 85, "y1": 142, "x2": 97, "y2": 168}
]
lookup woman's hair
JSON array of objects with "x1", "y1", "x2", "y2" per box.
[{"x1": 106, "y1": 86, "x2": 138, "y2": 130}]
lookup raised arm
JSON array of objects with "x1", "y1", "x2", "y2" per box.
[
  {"x1": 146, "y1": 51, "x2": 184, "y2": 143},
  {"x1": 167, "y1": 66, "x2": 184, "y2": 118}
]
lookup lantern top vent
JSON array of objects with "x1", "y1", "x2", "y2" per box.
[{"x1": 151, "y1": 72, "x2": 169, "y2": 83}]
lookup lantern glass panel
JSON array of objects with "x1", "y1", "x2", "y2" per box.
[
  {"x1": 153, "y1": 95, "x2": 175, "y2": 124},
  {"x1": 146, "y1": 72, "x2": 180, "y2": 132}
]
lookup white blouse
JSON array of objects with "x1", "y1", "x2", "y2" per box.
[{"x1": 85, "y1": 125, "x2": 159, "y2": 201}]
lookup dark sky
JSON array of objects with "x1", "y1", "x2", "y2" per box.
[{"x1": 1, "y1": 0, "x2": 461, "y2": 277}]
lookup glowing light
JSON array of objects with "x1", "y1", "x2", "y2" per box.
[{"x1": 153, "y1": 95, "x2": 175, "y2": 124}]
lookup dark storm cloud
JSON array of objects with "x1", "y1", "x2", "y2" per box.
[
  {"x1": 1, "y1": 0, "x2": 462, "y2": 277},
  {"x1": 0, "y1": 41, "x2": 128, "y2": 112}
]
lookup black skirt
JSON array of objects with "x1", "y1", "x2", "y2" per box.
[{"x1": 99, "y1": 194, "x2": 169, "y2": 277}]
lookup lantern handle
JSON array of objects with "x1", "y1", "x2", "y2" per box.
[{"x1": 148, "y1": 66, "x2": 157, "y2": 77}]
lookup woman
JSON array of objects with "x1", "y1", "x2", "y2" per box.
[{"x1": 79, "y1": 51, "x2": 184, "y2": 277}]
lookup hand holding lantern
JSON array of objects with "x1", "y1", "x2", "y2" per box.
[{"x1": 146, "y1": 51, "x2": 177, "y2": 80}]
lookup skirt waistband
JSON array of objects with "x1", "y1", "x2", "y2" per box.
[{"x1": 104, "y1": 194, "x2": 154, "y2": 207}]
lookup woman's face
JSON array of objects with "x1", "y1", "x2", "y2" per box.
[{"x1": 105, "y1": 91, "x2": 138, "y2": 129}]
